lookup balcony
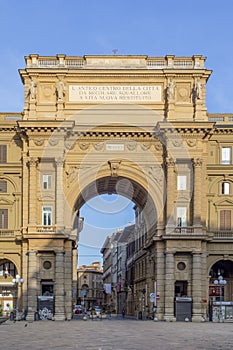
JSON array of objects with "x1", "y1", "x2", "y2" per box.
[
  {"x1": 165, "y1": 226, "x2": 205, "y2": 235},
  {"x1": 0, "y1": 230, "x2": 20, "y2": 239},
  {"x1": 209, "y1": 230, "x2": 233, "y2": 240}
]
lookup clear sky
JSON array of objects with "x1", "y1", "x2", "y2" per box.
[{"x1": 1, "y1": 0, "x2": 233, "y2": 265}]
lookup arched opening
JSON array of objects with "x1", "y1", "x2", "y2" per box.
[
  {"x1": 209, "y1": 260, "x2": 233, "y2": 322},
  {"x1": 0, "y1": 259, "x2": 18, "y2": 317},
  {"x1": 72, "y1": 175, "x2": 159, "y2": 317}
]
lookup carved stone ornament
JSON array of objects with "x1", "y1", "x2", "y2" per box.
[
  {"x1": 154, "y1": 143, "x2": 162, "y2": 151},
  {"x1": 193, "y1": 158, "x2": 202, "y2": 167},
  {"x1": 127, "y1": 141, "x2": 137, "y2": 151},
  {"x1": 186, "y1": 139, "x2": 197, "y2": 147},
  {"x1": 141, "y1": 142, "x2": 151, "y2": 150},
  {"x1": 166, "y1": 157, "x2": 176, "y2": 167},
  {"x1": 171, "y1": 138, "x2": 182, "y2": 147},
  {"x1": 94, "y1": 143, "x2": 104, "y2": 151},
  {"x1": 66, "y1": 166, "x2": 78, "y2": 186},
  {"x1": 49, "y1": 138, "x2": 59, "y2": 146},
  {"x1": 33, "y1": 139, "x2": 44, "y2": 146},
  {"x1": 108, "y1": 160, "x2": 121, "y2": 177},
  {"x1": 78, "y1": 142, "x2": 90, "y2": 151},
  {"x1": 147, "y1": 166, "x2": 163, "y2": 185},
  {"x1": 65, "y1": 139, "x2": 76, "y2": 150}
]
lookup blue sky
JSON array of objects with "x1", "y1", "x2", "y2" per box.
[{"x1": 1, "y1": 0, "x2": 233, "y2": 265}]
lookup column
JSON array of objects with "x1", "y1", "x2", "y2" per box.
[
  {"x1": 193, "y1": 158, "x2": 202, "y2": 227},
  {"x1": 54, "y1": 250, "x2": 66, "y2": 321},
  {"x1": 155, "y1": 248, "x2": 165, "y2": 320},
  {"x1": 28, "y1": 157, "x2": 38, "y2": 227},
  {"x1": 64, "y1": 245, "x2": 72, "y2": 320},
  {"x1": 26, "y1": 250, "x2": 38, "y2": 321},
  {"x1": 72, "y1": 247, "x2": 78, "y2": 307},
  {"x1": 164, "y1": 251, "x2": 175, "y2": 321},
  {"x1": 192, "y1": 252, "x2": 203, "y2": 322},
  {"x1": 166, "y1": 157, "x2": 176, "y2": 230},
  {"x1": 55, "y1": 157, "x2": 64, "y2": 229}
]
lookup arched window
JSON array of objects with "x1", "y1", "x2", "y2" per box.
[
  {"x1": 222, "y1": 182, "x2": 230, "y2": 195},
  {"x1": 0, "y1": 260, "x2": 17, "y2": 277}
]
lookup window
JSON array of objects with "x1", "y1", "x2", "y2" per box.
[
  {"x1": 42, "y1": 206, "x2": 52, "y2": 226},
  {"x1": 0, "y1": 180, "x2": 7, "y2": 192},
  {"x1": 222, "y1": 182, "x2": 230, "y2": 195},
  {"x1": 42, "y1": 174, "x2": 52, "y2": 190},
  {"x1": 0, "y1": 261, "x2": 17, "y2": 277},
  {"x1": 221, "y1": 147, "x2": 231, "y2": 165},
  {"x1": 0, "y1": 209, "x2": 8, "y2": 229},
  {"x1": 177, "y1": 207, "x2": 187, "y2": 227},
  {"x1": 220, "y1": 210, "x2": 231, "y2": 230},
  {"x1": 0, "y1": 145, "x2": 7, "y2": 163},
  {"x1": 177, "y1": 175, "x2": 187, "y2": 190}
]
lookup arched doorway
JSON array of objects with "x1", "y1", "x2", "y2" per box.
[
  {"x1": 209, "y1": 260, "x2": 233, "y2": 321},
  {"x1": 0, "y1": 259, "x2": 18, "y2": 317}
]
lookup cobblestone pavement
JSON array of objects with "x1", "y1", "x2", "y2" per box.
[{"x1": 1, "y1": 318, "x2": 233, "y2": 350}]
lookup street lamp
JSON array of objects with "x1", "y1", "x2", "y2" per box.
[
  {"x1": 12, "y1": 274, "x2": 24, "y2": 321},
  {"x1": 214, "y1": 275, "x2": 227, "y2": 322}
]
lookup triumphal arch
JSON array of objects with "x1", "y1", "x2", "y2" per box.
[{"x1": 1, "y1": 54, "x2": 233, "y2": 321}]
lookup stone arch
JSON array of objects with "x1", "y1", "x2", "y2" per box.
[
  {"x1": 66, "y1": 160, "x2": 165, "y2": 236},
  {"x1": 209, "y1": 176, "x2": 233, "y2": 194},
  {"x1": 0, "y1": 175, "x2": 18, "y2": 192},
  {"x1": 0, "y1": 256, "x2": 19, "y2": 276}
]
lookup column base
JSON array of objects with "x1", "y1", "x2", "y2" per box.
[
  {"x1": 54, "y1": 313, "x2": 66, "y2": 321},
  {"x1": 26, "y1": 312, "x2": 36, "y2": 321},
  {"x1": 192, "y1": 314, "x2": 205, "y2": 322},
  {"x1": 164, "y1": 314, "x2": 176, "y2": 322}
]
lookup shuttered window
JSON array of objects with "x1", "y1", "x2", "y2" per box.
[
  {"x1": 0, "y1": 145, "x2": 7, "y2": 163},
  {"x1": 220, "y1": 210, "x2": 231, "y2": 230},
  {"x1": 0, "y1": 209, "x2": 8, "y2": 229},
  {"x1": 0, "y1": 180, "x2": 7, "y2": 192}
]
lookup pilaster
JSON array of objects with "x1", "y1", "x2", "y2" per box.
[
  {"x1": 55, "y1": 157, "x2": 64, "y2": 229},
  {"x1": 193, "y1": 158, "x2": 202, "y2": 226},
  {"x1": 28, "y1": 157, "x2": 38, "y2": 226},
  {"x1": 166, "y1": 157, "x2": 176, "y2": 230},
  {"x1": 54, "y1": 250, "x2": 66, "y2": 321},
  {"x1": 26, "y1": 250, "x2": 38, "y2": 321},
  {"x1": 192, "y1": 252, "x2": 203, "y2": 322},
  {"x1": 164, "y1": 251, "x2": 175, "y2": 321}
]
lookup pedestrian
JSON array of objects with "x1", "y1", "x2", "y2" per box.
[{"x1": 122, "y1": 307, "x2": 126, "y2": 319}]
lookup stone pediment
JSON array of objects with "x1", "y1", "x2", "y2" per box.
[
  {"x1": 214, "y1": 198, "x2": 233, "y2": 207},
  {"x1": 0, "y1": 197, "x2": 14, "y2": 205}
]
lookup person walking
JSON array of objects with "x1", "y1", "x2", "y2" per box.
[{"x1": 122, "y1": 307, "x2": 126, "y2": 319}]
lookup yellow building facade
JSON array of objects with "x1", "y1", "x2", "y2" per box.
[{"x1": 0, "y1": 54, "x2": 233, "y2": 321}]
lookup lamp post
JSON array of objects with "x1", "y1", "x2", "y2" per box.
[
  {"x1": 12, "y1": 274, "x2": 24, "y2": 321},
  {"x1": 214, "y1": 275, "x2": 227, "y2": 322}
]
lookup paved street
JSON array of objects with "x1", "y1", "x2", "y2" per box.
[{"x1": 1, "y1": 318, "x2": 233, "y2": 350}]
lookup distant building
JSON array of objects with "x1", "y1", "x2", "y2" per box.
[
  {"x1": 101, "y1": 225, "x2": 134, "y2": 313},
  {"x1": 77, "y1": 262, "x2": 103, "y2": 309}
]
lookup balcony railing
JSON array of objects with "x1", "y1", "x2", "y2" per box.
[
  {"x1": 0, "y1": 229, "x2": 18, "y2": 238},
  {"x1": 165, "y1": 226, "x2": 205, "y2": 235},
  {"x1": 210, "y1": 230, "x2": 233, "y2": 239},
  {"x1": 36, "y1": 225, "x2": 57, "y2": 233}
]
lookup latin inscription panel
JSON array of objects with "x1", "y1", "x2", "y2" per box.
[{"x1": 69, "y1": 85, "x2": 161, "y2": 103}]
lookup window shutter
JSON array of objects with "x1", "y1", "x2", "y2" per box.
[
  {"x1": 220, "y1": 210, "x2": 231, "y2": 230},
  {"x1": 0, "y1": 209, "x2": 8, "y2": 229},
  {"x1": 0, "y1": 145, "x2": 7, "y2": 163},
  {"x1": 0, "y1": 180, "x2": 7, "y2": 192}
]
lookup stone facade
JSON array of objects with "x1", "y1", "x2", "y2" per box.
[
  {"x1": 77, "y1": 262, "x2": 103, "y2": 310},
  {"x1": 0, "y1": 54, "x2": 233, "y2": 321}
]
